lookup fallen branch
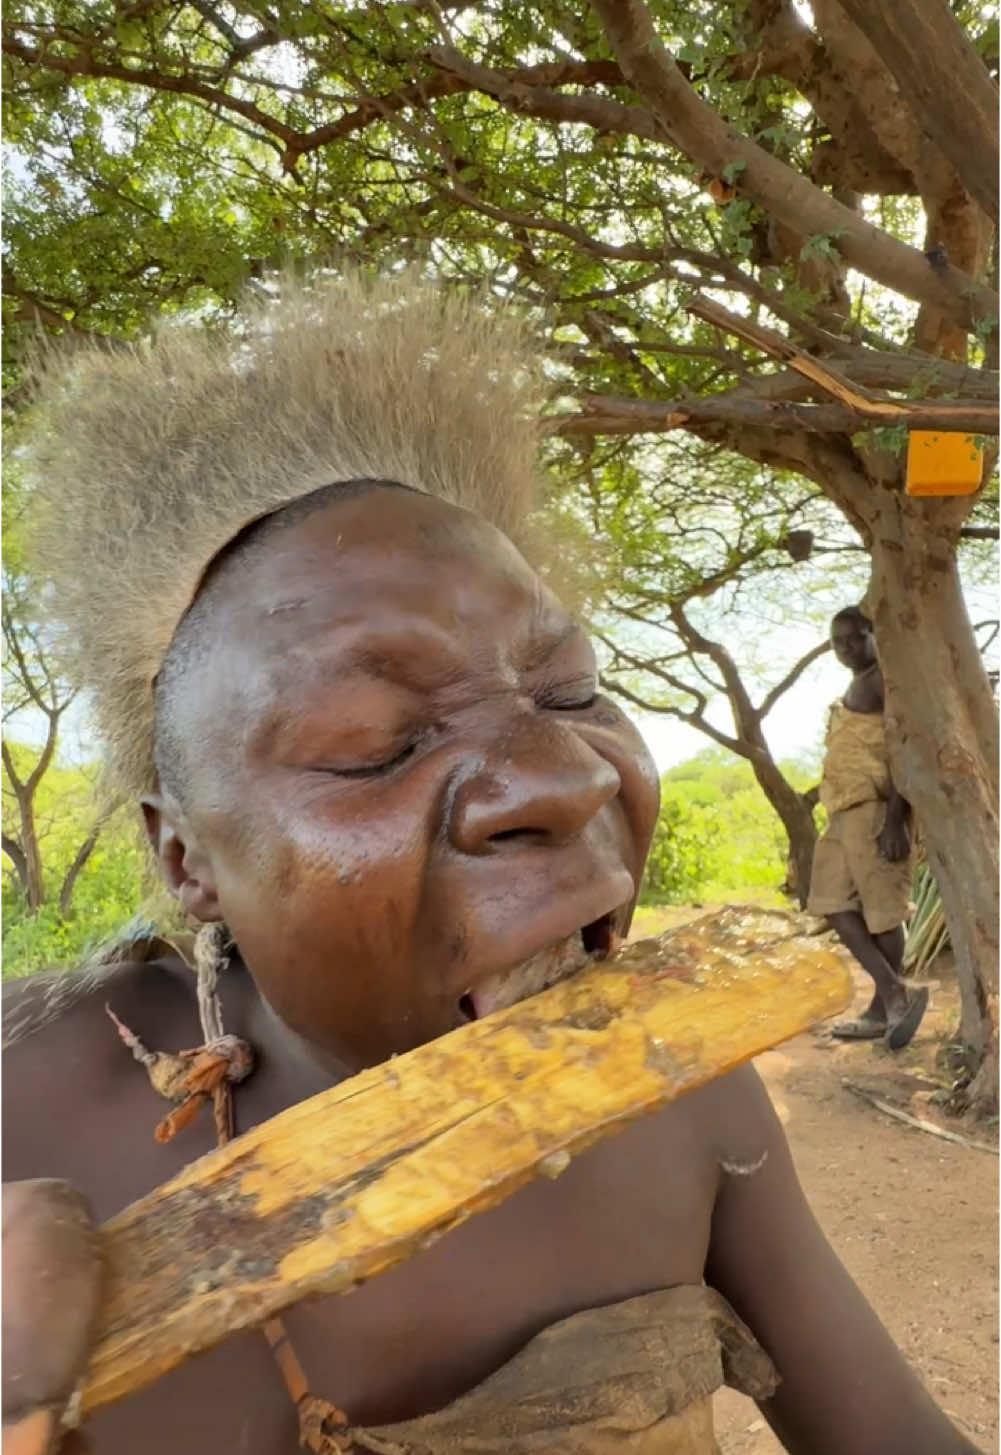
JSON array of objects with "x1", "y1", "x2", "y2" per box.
[{"x1": 842, "y1": 1080, "x2": 998, "y2": 1154}]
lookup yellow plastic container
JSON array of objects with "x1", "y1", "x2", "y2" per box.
[{"x1": 905, "y1": 430, "x2": 983, "y2": 497}]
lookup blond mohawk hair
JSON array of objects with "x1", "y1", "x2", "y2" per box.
[{"x1": 27, "y1": 271, "x2": 543, "y2": 805}]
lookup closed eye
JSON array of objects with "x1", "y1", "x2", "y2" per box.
[
  {"x1": 536, "y1": 680, "x2": 598, "y2": 712},
  {"x1": 320, "y1": 740, "x2": 419, "y2": 779}
]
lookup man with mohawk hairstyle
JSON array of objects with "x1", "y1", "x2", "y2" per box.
[{"x1": 2, "y1": 274, "x2": 978, "y2": 1455}]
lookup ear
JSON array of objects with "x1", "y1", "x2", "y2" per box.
[{"x1": 141, "y1": 790, "x2": 222, "y2": 923}]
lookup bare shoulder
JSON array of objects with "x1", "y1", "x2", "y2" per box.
[
  {"x1": 636, "y1": 1060, "x2": 777, "y2": 1172},
  {"x1": 2, "y1": 956, "x2": 207, "y2": 1214},
  {"x1": 685, "y1": 1060, "x2": 779, "y2": 1166},
  {"x1": 584, "y1": 1061, "x2": 777, "y2": 1219}
]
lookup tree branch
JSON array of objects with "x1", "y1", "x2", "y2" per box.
[
  {"x1": 758, "y1": 640, "x2": 831, "y2": 719},
  {"x1": 1, "y1": 832, "x2": 29, "y2": 895},
  {"x1": 729, "y1": 0, "x2": 918, "y2": 196},
  {"x1": 746, "y1": 355, "x2": 998, "y2": 405},
  {"x1": 1, "y1": 739, "x2": 25, "y2": 797},
  {"x1": 425, "y1": 46, "x2": 659, "y2": 141},
  {"x1": 669, "y1": 601, "x2": 764, "y2": 738},
  {"x1": 23, "y1": 706, "x2": 62, "y2": 800},
  {"x1": 427, "y1": 173, "x2": 666, "y2": 264},
  {"x1": 688, "y1": 293, "x2": 918, "y2": 417},
  {"x1": 588, "y1": 0, "x2": 998, "y2": 332},
  {"x1": 598, "y1": 672, "x2": 743, "y2": 756},
  {"x1": 2, "y1": 600, "x2": 56, "y2": 716},
  {"x1": 834, "y1": 0, "x2": 998, "y2": 224},
  {"x1": 974, "y1": 619, "x2": 1000, "y2": 653},
  {"x1": 292, "y1": 56, "x2": 628, "y2": 160},
  {"x1": 2, "y1": 33, "x2": 295, "y2": 157},
  {"x1": 58, "y1": 825, "x2": 101, "y2": 916},
  {"x1": 549, "y1": 390, "x2": 999, "y2": 438}
]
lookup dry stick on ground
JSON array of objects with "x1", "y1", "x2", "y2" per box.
[
  {"x1": 80, "y1": 909, "x2": 850, "y2": 1419},
  {"x1": 843, "y1": 1081, "x2": 999, "y2": 1154}
]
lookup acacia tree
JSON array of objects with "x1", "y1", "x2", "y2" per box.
[
  {"x1": 3, "y1": 0, "x2": 998, "y2": 1105},
  {"x1": 551, "y1": 436, "x2": 856, "y2": 902},
  {"x1": 600, "y1": 617, "x2": 827, "y2": 907},
  {"x1": 557, "y1": 433, "x2": 997, "y2": 905},
  {"x1": 1, "y1": 508, "x2": 111, "y2": 916}
]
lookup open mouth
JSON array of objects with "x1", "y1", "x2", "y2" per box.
[{"x1": 457, "y1": 911, "x2": 619, "y2": 1023}]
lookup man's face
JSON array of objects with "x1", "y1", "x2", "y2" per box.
[
  {"x1": 161, "y1": 490, "x2": 660, "y2": 1071},
  {"x1": 831, "y1": 615, "x2": 876, "y2": 672}
]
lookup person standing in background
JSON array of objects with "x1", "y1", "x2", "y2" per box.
[{"x1": 807, "y1": 606, "x2": 929, "y2": 1049}]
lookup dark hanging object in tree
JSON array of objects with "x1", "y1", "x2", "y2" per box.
[{"x1": 782, "y1": 529, "x2": 814, "y2": 562}]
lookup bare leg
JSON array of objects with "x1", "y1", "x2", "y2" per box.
[
  {"x1": 848, "y1": 926, "x2": 907, "y2": 1024},
  {"x1": 826, "y1": 914, "x2": 927, "y2": 1049},
  {"x1": 826, "y1": 911, "x2": 908, "y2": 1023},
  {"x1": 874, "y1": 924, "x2": 905, "y2": 974}
]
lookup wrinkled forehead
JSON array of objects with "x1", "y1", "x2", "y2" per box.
[
  {"x1": 235, "y1": 490, "x2": 549, "y2": 623},
  {"x1": 193, "y1": 490, "x2": 575, "y2": 703}
]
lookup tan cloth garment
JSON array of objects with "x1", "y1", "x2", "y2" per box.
[
  {"x1": 817, "y1": 701, "x2": 891, "y2": 815},
  {"x1": 808, "y1": 702, "x2": 913, "y2": 932},
  {"x1": 342, "y1": 1286, "x2": 778, "y2": 1455},
  {"x1": 807, "y1": 799, "x2": 913, "y2": 934}
]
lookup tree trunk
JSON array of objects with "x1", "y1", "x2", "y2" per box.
[
  {"x1": 9, "y1": 789, "x2": 46, "y2": 912},
  {"x1": 865, "y1": 491, "x2": 998, "y2": 1114},
  {"x1": 746, "y1": 750, "x2": 818, "y2": 910},
  {"x1": 663, "y1": 606, "x2": 823, "y2": 908},
  {"x1": 59, "y1": 828, "x2": 101, "y2": 917}
]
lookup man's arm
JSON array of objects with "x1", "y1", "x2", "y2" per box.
[
  {"x1": 878, "y1": 781, "x2": 912, "y2": 862},
  {"x1": 703, "y1": 1066, "x2": 979, "y2": 1455},
  {"x1": 869, "y1": 667, "x2": 912, "y2": 862}
]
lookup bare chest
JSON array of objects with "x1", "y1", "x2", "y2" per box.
[
  {"x1": 86, "y1": 1107, "x2": 716, "y2": 1453},
  {"x1": 4, "y1": 975, "x2": 720, "y2": 1454},
  {"x1": 842, "y1": 668, "x2": 883, "y2": 714}
]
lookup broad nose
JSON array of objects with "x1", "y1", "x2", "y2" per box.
[{"x1": 448, "y1": 715, "x2": 621, "y2": 854}]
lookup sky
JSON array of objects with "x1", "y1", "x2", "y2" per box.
[{"x1": 630, "y1": 650, "x2": 839, "y2": 774}]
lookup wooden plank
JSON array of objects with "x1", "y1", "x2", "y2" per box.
[{"x1": 82, "y1": 908, "x2": 851, "y2": 1415}]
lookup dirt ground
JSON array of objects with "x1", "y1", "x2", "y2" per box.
[{"x1": 632, "y1": 906, "x2": 999, "y2": 1454}]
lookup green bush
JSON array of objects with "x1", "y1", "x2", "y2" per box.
[
  {"x1": 639, "y1": 748, "x2": 818, "y2": 906},
  {"x1": 2, "y1": 829, "x2": 148, "y2": 978},
  {"x1": 640, "y1": 793, "x2": 715, "y2": 903}
]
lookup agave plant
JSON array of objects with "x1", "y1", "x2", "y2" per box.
[{"x1": 904, "y1": 861, "x2": 951, "y2": 975}]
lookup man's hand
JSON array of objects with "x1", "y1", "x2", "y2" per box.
[
  {"x1": 878, "y1": 787, "x2": 912, "y2": 863},
  {"x1": 877, "y1": 815, "x2": 911, "y2": 863},
  {"x1": 3, "y1": 1180, "x2": 103, "y2": 1455}
]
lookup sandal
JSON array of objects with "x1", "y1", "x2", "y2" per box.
[
  {"x1": 830, "y1": 1018, "x2": 887, "y2": 1041},
  {"x1": 884, "y1": 987, "x2": 930, "y2": 1051}
]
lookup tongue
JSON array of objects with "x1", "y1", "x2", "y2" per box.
[{"x1": 469, "y1": 933, "x2": 592, "y2": 1019}]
